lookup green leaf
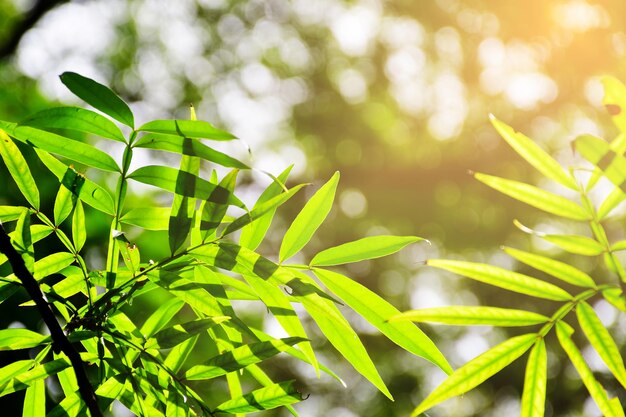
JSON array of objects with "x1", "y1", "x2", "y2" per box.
[
  {"x1": 22, "y1": 378, "x2": 45, "y2": 417},
  {"x1": 164, "y1": 336, "x2": 198, "y2": 374},
  {"x1": 13, "y1": 210, "x2": 34, "y2": 273},
  {"x1": 0, "y1": 129, "x2": 39, "y2": 209},
  {"x1": 0, "y1": 358, "x2": 73, "y2": 397},
  {"x1": 313, "y1": 268, "x2": 452, "y2": 374},
  {"x1": 520, "y1": 338, "x2": 547, "y2": 417},
  {"x1": 60, "y1": 71, "x2": 134, "y2": 128},
  {"x1": 134, "y1": 133, "x2": 247, "y2": 168},
  {"x1": 575, "y1": 134, "x2": 626, "y2": 197},
  {"x1": 503, "y1": 246, "x2": 596, "y2": 288},
  {"x1": 542, "y1": 234, "x2": 605, "y2": 256},
  {"x1": 0, "y1": 206, "x2": 27, "y2": 222},
  {"x1": 35, "y1": 149, "x2": 115, "y2": 215},
  {"x1": 20, "y1": 106, "x2": 126, "y2": 142},
  {"x1": 8, "y1": 124, "x2": 120, "y2": 172},
  {"x1": 311, "y1": 235, "x2": 424, "y2": 266},
  {"x1": 280, "y1": 172, "x2": 340, "y2": 262},
  {"x1": 199, "y1": 169, "x2": 238, "y2": 240},
  {"x1": 138, "y1": 119, "x2": 235, "y2": 140},
  {"x1": 150, "y1": 316, "x2": 229, "y2": 349},
  {"x1": 602, "y1": 288, "x2": 626, "y2": 312},
  {"x1": 427, "y1": 259, "x2": 572, "y2": 301},
  {"x1": 389, "y1": 306, "x2": 549, "y2": 326},
  {"x1": 556, "y1": 322, "x2": 624, "y2": 417},
  {"x1": 412, "y1": 333, "x2": 536, "y2": 416},
  {"x1": 490, "y1": 115, "x2": 577, "y2": 189},
  {"x1": 120, "y1": 207, "x2": 170, "y2": 230},
  {"x1": 577, "y1": 301, "x2": 626, "y2": 388},
  {"x1": 71, "y1": 200, "x2": 86, "y2": 252},
  {"x1": 0, "y1": 329, "x2": 49, "y2": 351},
  {"x1": 33, "y1": 252, "x2": 75, "y2": 281},
  {"x1": 53, "y1": 185, "x2": 76, "y2": 225},
  {"x1": 185, "y1": 337, "x2": 305, "y2": 380},
  {"x1": 240, "y1": 165, "x2": 293, "y2": 250},
  {"x1": 215, "y1": 380, "x2": 304, "y2": 414},
  {"x1": 128, "y1": 165, "x2": 244, "y2": 207},
  {"x1": 140, "y1": 298, "x2": 185, "y2": 338},
  {"x1": 475, "y1": 173, "x2": 589, "y2": 220},
  {"x1": 598, "y1": 187, "x2": 626, "y2": 220},
  {"x1": 117, "y1": 239, "x2": 140, "y2": 276}
]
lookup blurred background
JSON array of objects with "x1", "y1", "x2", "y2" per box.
[{"x1": 1, "y1": 0, "x2": 626, "y2": 416}]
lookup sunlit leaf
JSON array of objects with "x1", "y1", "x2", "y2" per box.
[
  {"x1": 575, "y1": 134, "x2": 626, "y2": 196},
  {"x1": 71, "y1": 200, "x2": 86, "y2": 252},
  {"x1": 280, "y1": 172, "x2": 339, "y2": 262},
  {"x1": 200, "y1": 169, "x2": 238, "y2": 240},
  {"x1": 33, "y1": 252, "x2": 75, "y2": 281},
  {"x1": 0, "y1": 206, "x2": 27, "y2": 222},
  {"x1": 427, "y1": 259, "x2": 572, "y2": 301},
  {"x1": 140, "y1": 298, "x2": 185, "y2": 338},
  {"x1": 138, "y1": 119, "x2": 236, "y2": 140},
  {"x1": 475, "y1": 173, "x2": 589, "y2": 220},
  {"x1": 164, "y1": 336, "x2": 199, "y2": 374},
  {"x1": 60, "y1": 71, "x2": 134, "y2": 128},
  {"x1": 411, "y1": 333, "x2": 536, "y2": 416},
  {"x1": 53, "y1": 185, "x2": 75, "y2": 225},
  {"x1": 128, "y1": 165, "x2": 244, "y2": 207},
  {"x1": 598, "y1": 187, "x2": 626, "y2": 220},
  {"x1": 35, "y1": 149, "x2": 115, "y2": 215},
  {"x1": 503, "y1": 246, "x2": 596, "y2": 288},
  {"x1": 186, "y1": 337, "x2": 305, "y2": 380},
  {"x1": 0, "y1": 129, "x2": 39, "y2": 209},
  {"x1": 310, "y1": 235, "x2": 424, "y2": 266},
  {"x1": 20, "y1": 106, "x2": 126, "y2": 142},
  {"x1": 389, "y1": 306, "x2": 549, "y2": 327},
  {"x1": 577, "y1": 301, "x2": 626, "y2": 388},
  {"x1": 120, "y1": 207, "x2": 169, "y2": 230},
  {"x1": 556, "y1": 322, "x2": 624, "y2": 417},
  {"x1": 542, "y1": 234, "x2": 604, "y2": 256},
  {"x1": 6, "y1": 123, "x2": 120, "y2": 172},
  {"x1": 215, "y1": 380, "x2": 304, "y2": 414},
  {"x1": 0, "y1": 358, "x2": 71, "y2": 396},
  {"x1": 22, "y1": 377, "x2": 45, "y2": 417},
  {"x1": 135, "y1": 133, "x2": 247, "y2": 168},
  {"x1": 150, "y1": 316, "x2": 229, "y2": 350},
  {"x1": 602, "y1": 288, "x2": 626, "y2": 312},
  {"x1": 13, "y1": 210, "x2": 34, "y2": 273},
  {"x1": 490, "y1": 115, "x2": 577, "y2": 189},
  {"x1": 0, "y1": 328, "x2": 49, "y2": 351},
  {"x1": 520, "y1": 338, "x2": 547, "y2": 417},
  {"x1": 313, "y1": 268, "x2": 452, "y2": 374},
  {"x1": 240, "y1": 165, "x2": 293, "y2": 250}
]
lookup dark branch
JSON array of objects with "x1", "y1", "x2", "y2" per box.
[
  {"x1": 0, "y1": 0, "x2": 68, "y2": 60},
  {"x1": 0, "y1": 224, "x2": 103, "y2": 417}
]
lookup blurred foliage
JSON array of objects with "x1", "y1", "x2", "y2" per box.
[{"x1": 1, "y1": 0, "x2": 626, "y2": 416}]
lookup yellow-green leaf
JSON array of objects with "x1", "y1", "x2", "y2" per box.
[
  {"x1": 490, "y1": 115, "x2": 577, "y2": 189},
  {"x1": 411, "y1": 333, "x2": 536, "y2": 416},
  {"x1": 389, "y1": 306, "x2": 549, "y2": 326},
  {"x1": 0, "y1": 129, "x2": 39, "y2": 209},
  {"x1": 475, "y1": 173, "x2": 588, "y2": 220},
  {"x1": 427, "y1": 259, "x2": 572, "y2": 301},
  {"x1": 33, "y1": 252, "x2": 76, "y2": 281},
  {"x1": 22, "y1": 377, "x2": 45, "y2": 417},
  {"x1": 577, "y1": 302, "x2": 626, "y2": 389},
  {"x1": 520, "y1": 338, "x2": 547, "y2": 417},
  {"x1": 542, "y1": 234, "x2": 605, "y2": 256},
  {"x1": 215, "y1": 381, "x2": 303, "y2": 414},
  {"x1": 602, "y1": 288, "x2": 626, "y2": 312},
  {"x1": 71, "y1": 200, "x2": 86, "y2": 252},
  {"x1": 120, "y1": 207, "x2": 170, "y2": 230},
  {"x1": 138, "y1": 119, "x2": 235, "y2": 140},
  {"x1": 0, "y1": 329, "x2": 49, "y2": 351},
  {"x1": 310, "y1": 235, "x2": 424, "y2": 266},
  {"x1": 503, "y1": 246, "x2": 596, "y2": 288},
  {"x1": 280, "y1": 172, "x2": 339, "y2": 262}
]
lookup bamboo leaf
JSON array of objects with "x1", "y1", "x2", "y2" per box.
[
  {"x1": 0, "y1": 129, "x2": 39, "y2": 209},
  {"x1": 20, "y1": 107, "x2": 126, "y2": 142},
  {"x1": 185, "y1": 337, "x2": 305, "y2": 380},
  {"x1": 598, "y1": 187, "x2": 626, "y2": 220},
  {"x1": 33, "y1": 252, "x2": 75, "y2": 281},
  {"x1": 200, "y1": 169, "x2": 238, "y2": 240},
  {"x1": 8, "y1": 124, "x2": 120, "y2": 172},
  {"x1": 22, "y1": 378, "x2": 45, "y2": 417},
  {"x1": 542, "y1": 234, "x2": 605, "y2": 256},
  {"x1": 311, "y1": 235, "x2": 424, "y2": 266},
  {"x1": 120, "y1": 207, "x2": 170, "y2": 230},
  {"x1": 389, "y1": 306, "x2": 549, "y2": 327},
  {"x1": 556, "y1": 322, "x2": 624, "y2": 417},
  {"x1": 240, "y1": 165, "x2": 293, "y2": 250},
  {"x1": 575, "y1": 134, "x2": 626, "y2": 198},
  {"x1": 490, "y1": 115, "x2": 577, "y2": 189},
  {"x1": 53, "y1": 185, "x2": 76, "y2": 225},
  {"x1": 36, "y1": 149, "x2": 115, "y2": 215},
  {"x1": 577, "y1": 301, "x2": 626, "y2": 388},
  {"x1": 135, "y1": 133, "x2": 247, "y2": 168},
  {"x1": 164, "y1": 336, "x2": 198, "y2": 374},
  {"x1": 475, "y1": 173, "x2": 589, "y2": 220},
  {"x1": 280, "y1": 172, "x2": 340, "y2": 262},
  {"x1": 602, "y1": 288, "x2": 626, "y2": 312},
  {"x1": 0, "y1": 206, "x2": 27, "y2": 222},
  {"x1": 427, "y1": 259, "x2": 572, "y2": 301},
  {"x1": 140, "y1": 298, "x2": 185, "y2": 338},
  {"x1": 313, "y1": 268, "x2": 452, "y2": 374},
  {"x1": 520, "y1": 338, "x2": 547, "y2": 417},
  {"x1": 128, "y1": 165, "x2": 244, "y2": 208},
  {"x1": 13, "y1": 210, "x2": 34, "y2": 273},
  {"x1": 0, "y1": 329, "x2": 49, "y2": 351},
  {"x1": 60, "y1": 71, "x2": 134, "y2": 128},
  {"x1": 503, "y1": 246, "x2": 596, "y2": 288},
  {"x1": 71, "y1": 200, "x2": 86, "y2": 252},
  {"x1": 412, "y1": 333, "x2": 536, "y2": 416},
  {"x1": 138, "y1": 119, "x2": 236, "y2": 140},
  {"x1": 150, "y1": 316, "x2": 230, "y2": 350},
  {"x1": 215, "y1": 380, "x2": 304, "y2": 414}
]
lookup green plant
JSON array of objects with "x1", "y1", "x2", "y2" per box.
[
  {"x1": 393, "y1": 77, "x2": 626, "y2": 416},
  {"x1": 0, "y1": 72, "x2": 451, "y2": 416}
]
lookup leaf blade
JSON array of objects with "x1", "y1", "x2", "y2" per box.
[
  {"x1": 389, "y1": 306, "x2": 549, "y2": 327},
  {"x1": 0, "y1": 129, "x2": 39, "y2": 209},
  {"x1": 138, "y1": 120, "x2": 235, "y2": 140},
  {"x1": 520, "y1": 338, "x2": 547, "y2": 417},
  {"x1": 215, "y1": 381, "x2": 304, "y2": 414},
  {"x1": 310, "y1": 235, "x2": 424, "y2": 266}
]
